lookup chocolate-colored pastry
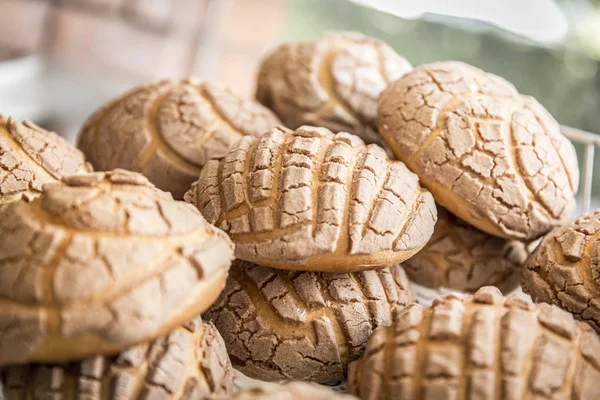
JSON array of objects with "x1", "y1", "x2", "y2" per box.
[
  {"x1": 78, "y1": 79, "x2": 280, "y2": 199},
  {"x1": 0, "y1": 170, "x2": 234, "y2": 365},
  {"x1": 185, "y1": 126, "x2": 436, "y2": 271},
  {"x1": 0, "y1": 318, "x2": 234, "y2": 399},
  {"x1": 205, "y1": 260, "x2": 413, "y2": 383},
  {"x1": 378, "y1": 61, "x2": 579, "y2": 240},
  {"x1": 256, "y1": 31, "x2": 411, "y2": 146},
  {"x1": 210, "y1": 382, "x2": 357, "y2": 400},
  {"x1": 348, "y1": 287, "x2": 600, "y2": 400}
]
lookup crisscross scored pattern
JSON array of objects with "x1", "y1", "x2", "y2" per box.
[
  {"x1": 205, "y1": 260, "x2": 413, "y2": 383},
  {"x1": 0, "y1": 317, "x2": 234, "y2": 399},
  {"x1": 185, "y1": 126, "x2": 437, "y2": 271},
  {"x1": 0, "y1": 170, "x2": 234, "y2": 365},
  {"x1": 378, "y1": 61, "x2": 579, "y2": 240},
  {"x1": 348, "y1": 287, "x2": 600, "y2": 400},
  {"x1": 404, "y1": 208, "x2": 529, "y2": 294},
  {"x1": 78, "y1": 80, "x2": 280, "y2": 198},
  {"x1": 523, "y1": 210, "x2": 600, "y2": 334},
  {"x1": 0, "y1": 116, "x2": 91, "y2": 206},
  {"x1": 256, "y1": 31, "x2": 412, "y2": 146}
]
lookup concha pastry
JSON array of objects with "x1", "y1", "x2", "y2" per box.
[
  {"x1": 0, "y1": 169, "x2": 234, "y2": 365},
  {"x1": 210, "y1": 382, "x2": 357, "y2": 400},
  {"x1": 204, "y1": 260, "x2": 413, "y2": 383},
  {"x1": 404, "y1": 208, "x2": 529, "y2": 294},
  {"x1": 256, "y1": 31, "x2": 412, "y2": 146},
  {"x1": 185, "y1": 126, "x2": 437, "y2": 271},
  {"x1": 0, "y1": 317, "x2": 234, "y2": 399},
  {"x1": 378, "y1": 61, "x2": 579, "y2": 240},
  {"x1": 0, "y1": 116, "x2": 91, "y2": 206},
  {"x1": 78, "y1": 79, "x2": 280, "y2": 199},
  {"x1": 523, "y1": 210, "x2": 600, "y2": 334},
  {"x1": 348, "y1": 287, "x2": 600, "y2": 400}
]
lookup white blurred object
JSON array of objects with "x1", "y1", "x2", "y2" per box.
[
  {"x1": 0, "y1": 55, "x2": 47, "y2": 121},
  {"x1": 348, "y1": 0, "x2": 568, "y2": 43}
]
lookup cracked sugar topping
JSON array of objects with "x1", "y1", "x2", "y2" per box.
[
  {"x1": 205, "y1": 260, "x2": 413, "y2": 383},
  {"x1": 0, "y1": 170, "x2": 234, "y2": 365},
  {"x1": 523, "y1": 210, "x2": 600, "y2": 334},
  {"x1": 0, "y1": 317, "x2": 234, "y2": 399},
  {"x1": 78, "y1": 79, "x2": 280, "y2": 199},
  {"x1": 348, "y1": 286, "x2": 600, "y2": 400},
  {"x1": 185, "y1": 125, "x2": 437, "y2": 271},
  {"x1": 378, "y1": 61, "x2": 579, "y2": 240},
  {"x1": 210, "y1": 381, "x2": 356, "y2": 400},
  {"x1": 404, "y1": 208, "x2": 529, "y2": 293},
  {"x1": 0, "y1": 116, "x2": 92, "y2": 205},
  {"x1": 256, "y1": 31, "x2": 411, "y2": 146}
]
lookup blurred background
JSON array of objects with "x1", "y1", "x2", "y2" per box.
[{"x1": 1, "y1": 0, "x2": 599, "y2": 198}]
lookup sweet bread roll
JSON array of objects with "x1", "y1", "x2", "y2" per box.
[
  {"x1": 205, "y1": 260, "x2": 413, "y2": 383},
  {"x1": 78, "y1": 79, "x2": 280, "y2": 199},
  {"x1": 0, "y1": 318, "x2": 233, "y2": 399},
  {"x1": 0, "y1": 170, "x2": 234, "y2": 365},
  {"x1": 210, "y1": 382, "x2": 356, "y2": 400},
  {"x1": 0, "y1": 116, "x2": 91, "y2": 206},
  {"x1": 523, "y1": 210, "x2": 600, "y2": 334},
  {"x1": 348, "y1": 287, "x2": 600, "y2": 400},
  {"x1": 378, "y1": 61, "x2": 579, "y2": 240},
  {"x1": 256, "y1": 31, "x2": 411, "y2": 146},
  {"x1": 185, "y1": 126, "x2": 437, "y2": 271},
  {"x1": 404, "y1": 208, "x2": 529, "y2": 293}
]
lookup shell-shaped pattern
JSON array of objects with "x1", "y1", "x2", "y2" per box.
[
  {"x1": 348, "y1": 287, "x2": 600, "y2": 400},
  {"x1": 0, "y1": 170, "x2": 234, "y2": 365},
  {"x1": 185, "y1": 126, "x2": 437, "y2": 271},
  {"x1": 78, "y1": 79, "x2": 280, "y2": 199},
  {"x1": 523, "y1": 210, "x2": 600, "y2": 334},
  {"x1": 256, "y1": 31, "x2": 412, "y2": 146},
  {"x1": 0, "y1": 116, "x2": 91, "y2": 206},
  {"x1": 0, "y1": 317, "x2": 234, "y2": 400},
  {"x1": 404, "y1": 208, "x2": 530, "y2": 293},
  {"x1": 204, "y1": 260, "x2": 413, "y2": 383},
  {"x1": 210, "y1": 382, "x2": 356, "y2": 400},
  {"x1": 378, "y1": 61, "x2": 579, "y2": 240}
]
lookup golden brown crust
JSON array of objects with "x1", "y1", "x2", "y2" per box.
[
  {"x1": 0, "y1": 170, "x2": 234, "y2": 365},
  {"x1": 0, "y1": 116, "x2": 92, "y2": 206},
  {"x1": 404, "y1": 208, "x2": 529, "y2": 293},
  {"x1": 185, "y1": 126, "x2": 437, "y2": 271},
  {"x1": 78, "y1": 79, "x2": 280, "y2": 199},
  {"x1": 348, "y1": 287, "x2": 600, "y2": 400},
  {"x1": 256, "y1": 31, "x2": 411, "y2": 146},
  {"x1": 0, "y1": 317, "x2": 234, "y2": 400},
  {"x1": 522, "y1": 211, "x2": 600, "y2": 334},
  {"x1": 378, "y1": 61, "x2": 579, "y2": 240},
  {"x1": 210, "y1": 381, "x2": 357, "y2": 400},
  {"x1": 205, "y1": 260, "x2": 413, "y2": 383}
]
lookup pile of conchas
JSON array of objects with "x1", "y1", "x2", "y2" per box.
[{"x1": 0, "y1": 31, "x2": 597, "y2": 400}]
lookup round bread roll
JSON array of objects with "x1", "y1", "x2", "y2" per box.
[
  {"x1": 0, "y1": 169, "x2": 234, "y2": 365},
  {"x1": 0, "y1": 116, "x2": 91, "y2": 206},
  {"x1": 404, "y1": 208, "x2": 529, "y2": 294},
  {"x1": 378, "y1": 61, "x2": 579, "y2": 240},
  {"x1": 210, "y1": 382, "x2": 356, "y2": 400},
  {"x1": 348, "y1": 286, "x2": 600, "y2": 400},
  {"x1": 256, "y1": 31, "x2": 411, "y2": 146},
  {"x1": 185, "y1": 126, "x2": 437, "y2": 271},
  {"x1": 0, "y1": 317, "x2": 233, "y2": 399},
  {"x1": 523, "y1": 211, "x2": 600, "y2": 334},
  {"x1": 204, "y1": 260, "x2": 413, "y2": 383},
  {"x1": 78, "y1": 79, "x2": 281, "y2": 199}
]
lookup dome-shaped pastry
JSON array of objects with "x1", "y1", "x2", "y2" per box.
[
  {"x1": 185, "y1": 126, "x2": 437, "y2": 271},
  {"x1": 0, "y1": 170, "x2": 234, "y2": 365},
  {"x1": 78, "y1": 79, "x2": 280, "y2": 199}
]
